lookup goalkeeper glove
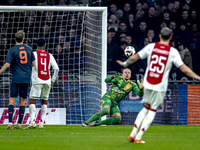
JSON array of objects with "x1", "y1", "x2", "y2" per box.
[
  {"x1": 137, "y1": 79, "x2": 143, "y2": 90},
  {"x1": 111, "y1": 74, "x2": 122, "y2": 79},
  {"x1": 114, "y1": 74, "x2": 122, "y2": 78}
]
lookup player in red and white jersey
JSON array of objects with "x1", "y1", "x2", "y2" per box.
[
  {"x1": 24, "y1": 39, "x2": 59, "y2": 129},
  {"x1": 117, "y1": 27, "x2": 200, "y2": 143}
]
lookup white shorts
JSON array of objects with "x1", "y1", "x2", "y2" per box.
[
  {"x1": 141, "y1": 88, "x2": 166, "y2": 110},
  {"x1": 29, "y1": 84, "x2": 51, "y2": 100}
]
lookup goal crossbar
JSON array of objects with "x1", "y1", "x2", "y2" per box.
[{"x1": 0, "y1": 6, "x2": 107, "y2": 12}]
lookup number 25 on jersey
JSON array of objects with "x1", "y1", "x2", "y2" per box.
[
  {"x1": 149, "y1": 55, "x2": 166, "y2": 74},
  {"x1": 147, "y1": 54, "x2": 168, "y2": 84}
]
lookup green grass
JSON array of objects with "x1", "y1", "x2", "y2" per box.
[{"x1": 0, "y1": 125, "x2": 200, "y2": 150}]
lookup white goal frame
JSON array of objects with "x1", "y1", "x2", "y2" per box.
[{"x1": 0, "y1": 5, "x2": 107, "y2": 100}]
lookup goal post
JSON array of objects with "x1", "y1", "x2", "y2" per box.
[{"x1": 0, "y1": 6, "x2": 107, "y2": 125}]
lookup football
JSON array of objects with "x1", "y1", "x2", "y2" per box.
[{"x1": 124, "y1": 46, "x2": 136, "y2": 57}]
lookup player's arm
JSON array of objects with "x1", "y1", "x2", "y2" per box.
[
  {"x1": 0, "y1": 49, "x2": 12, "y2": 74},
  {"x1": 32, "y1": 60, "x2": 35, "y2": 67},
  {"x1": 51, "y1": 55, "x2": 59, "y2": 88},
  {"x1": 116, "y1": 53, "x2": 140, "y2": 68},
  {"x1": 0, "y1": 63, "x2": 10, "y2": 74},
  {"x1": 179, "y1": 64, "x2": 200, "y2": 80},
  {"x1": 104, "y1": 75, "x2": 120, "y2": 83},
  {"x1": 132, "y1": 81, "x2": 144, "y2": 97},
  {"x1": 117, "y1": 44, "x2": 151, "y2": 68},
  {"x1": 31, "y1": 50, "x2": 35, "y2": 67}
]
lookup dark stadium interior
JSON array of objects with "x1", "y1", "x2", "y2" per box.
[
  {"x1": 1, "y1": 0, "x2": 200, "y2": 81},
  {"x1": 0, "y1": 0, "x2": 200, "y2": 80}
]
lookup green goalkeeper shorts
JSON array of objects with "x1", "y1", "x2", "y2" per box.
[{"x1": 100, "y1": 95, "x2": 120, "y2": 116}]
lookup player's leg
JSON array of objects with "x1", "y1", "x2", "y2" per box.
[
  {"x1": 129, "y1": 88, "x2": 150, "y2": 141},
  {"x1": 39, "y1": 84, "x2": 51, "y2": 129},
  {"x1": 24, "y1": 84, "x2": 42, "y2": 129},
  {"x1": 134, "y1": 90, "x2": 165, "y2": 143},
  {"x1": 7, "y1": 98, "x2": 16, "y2": 129},
  {"x1": 94, "y1": 105, "x2": 121, "y2": 126},
  {"x1": 28, "y1": 99, "x2": 37, "y2": 127},
  {"x1": 13, "y1": 83, "x2": 29, "y2": 129},
  {"x1": 39, "y1": 99, "x2": 47, "y2": 129},
  {"x1": 82, "y1": 95, "x2": 111, "y2": 126},
  {"x1": 6, "y1": 83, "x2": 18, "y2": 129},
  {"x1": 128, "y1": 103, "x2": 149, "y2": 142},
  {"x1": 133, "y1": 104, "x2": 156, "y2": 143},
  {"x1": 24, "y1": 98, "x2": 37, "y2": 129}
]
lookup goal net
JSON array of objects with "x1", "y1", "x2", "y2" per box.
[{"x1": 0, "y1": 6, "x2": 107, "y2": 125}]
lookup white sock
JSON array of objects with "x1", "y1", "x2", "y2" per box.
[
  {"x1": 130, "y1": 107, "x2": 149, "y2": 138},
  {"x1": 29, "y1": 104, "x2": 36, "y2": 124},
  {"x1": 8, "y1": 122, "x2": 12, "y2": 125},
  {"x1": 41, "y1": 104, "x2": 47, "y2": 123},
  {"x1": 135, "y1": 110, "x2": 156, "y2": 140}
]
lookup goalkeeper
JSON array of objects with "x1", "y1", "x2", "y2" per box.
[{"x1": 81, "y1": 68, "x2": 143, "y2": 126}]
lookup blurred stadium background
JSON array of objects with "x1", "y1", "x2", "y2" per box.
[{"x1": 0, "y1": 0, "x2": 200, "y2": 126}]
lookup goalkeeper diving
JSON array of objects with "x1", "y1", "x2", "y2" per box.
[{"x1": 81, "y1": 68, "x2": 143, "y2": 126}]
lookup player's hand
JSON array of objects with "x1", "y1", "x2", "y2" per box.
[
  {"x1": 51, "y1": 81, "x2": 54, "y2": 88},
  {"x1": 116, "y1": 60, "x2": 125, "y2": 67},
  {"x1": 137, "y1": 79, "x2": 143, "y2": 90}
]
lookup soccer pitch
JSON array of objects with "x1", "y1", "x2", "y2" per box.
[{"x1": 0, "y1": 125, "x2": 200, "y2": 150}]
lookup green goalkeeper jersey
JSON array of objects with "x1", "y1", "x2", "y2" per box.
[{"x1": 104, "y1": 76, "x2": 143, "y2": 105}]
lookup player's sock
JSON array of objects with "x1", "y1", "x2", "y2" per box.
[
  {"x1": 29, "y1": 102, "x2": 36, "y2": 124},
  {"x1": 135, "y1": 110, "x2": 156, "y2": 140},
  {"x1": 18, "y1": 102, "x2": 25, "y2": 124},
  {"x1": 130, "y1": 106, "x2": 149, "y2": 138},
  {"x1": 8, "y1": 102, "x2": 14, "y2": 123},
  {"x1": 85, "y1": 108, "x2": 109, "y2": 124},
  {"x1": 41, "y1": 103, "x2": 47, "y2": 123},
  {"x1": 95, "y1": 116, "x2": 121, "y2": 126}
]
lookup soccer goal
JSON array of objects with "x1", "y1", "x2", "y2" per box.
[{"x1": 0, "y1": 6, "x2": 107, "y2": 125}]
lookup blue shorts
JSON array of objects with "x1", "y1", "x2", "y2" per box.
[{"x1": 10, "y1": 83, "x2": 29, "y2": 99}]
